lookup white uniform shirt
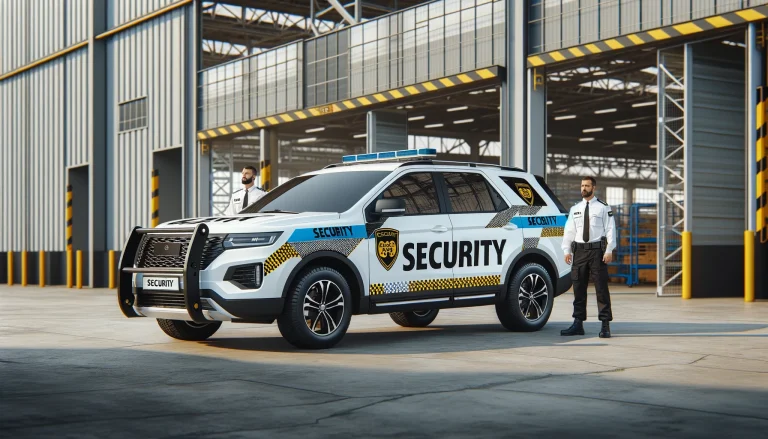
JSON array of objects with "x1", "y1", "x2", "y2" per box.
[
  {"x1": 223, "y1": 185, "x2": 267, "y2": 216},
  {"x1": 561, "y1": 197, "x2": 616, "y2": 255}
]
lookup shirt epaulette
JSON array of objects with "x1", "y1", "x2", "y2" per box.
[{"x1": 596, "y1": 198, "x2": 608, "y2": 206}]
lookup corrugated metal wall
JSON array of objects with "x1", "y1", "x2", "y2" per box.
[
  {"x1": 107, "y1": 0, "x2": 179, "y2": 29},
  {"x1": 529, "y1": 0, "x2": 768, "y2": 53},
  {"x1": 689, "y1": 40, "x2": 745, "y2": 246},
  {"x1": 0, "y1": 76, "x2": 28, "y2": 251},
  {"x1": 28, "y1": 60, "x2": 67, "y2": 251},
  {"x1": 65, "y1": 50, "x2": 90, "y2": 168},
  {"x1": 0, "y1": 0, "x2": 88, "y2": 76},
  {"x1": 0, "y1": 47, "x2": 88, "y2": 252},
  {"x1": 107, "y1": 7, "x2": 188, "y2": 249}
]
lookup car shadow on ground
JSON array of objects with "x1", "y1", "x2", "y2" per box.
[{"x1": 201, "y1": 321, "x2": 768, "y2": 354}]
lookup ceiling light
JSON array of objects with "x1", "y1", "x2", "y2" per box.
[
  {"x1": 447, "y1": 106, "x2": 468, "y2": 112},
  {"x1": 650, "y1": 144, "x2": 658, "y2": 149},
  {"x1": 613, "y1": 140, "x2": 627, "y2": 145},
  {"x1": 469, "y1": 90, "x2": 483, "y2": 95},
  {"x1": 405, "y1": 105, "x2": 413, "y2": 109},
  {"x1": 579, "y1": 137, "x2": 594, "y2": 142},
  {"x1": 353, "y1": 133, "x2": 367, "y2": 138},
  {"x1": 547, "y1": 134, "x2": 552, "y2": 138},
  {"x1": 485, "y1": 88, "x2": 496, "y2": 93},
  {"x1": 408, "y1": 115, "x2": 425, "y2": 121},
  {"x1": 593, "y1": 71, "x2": 606, "y2": 76},
  {"x1": 298, "y1": 137, "x2": 317, "y2": 143},
  {"x1": 305, "y1": 127, "x2": 325, "y2": 133},
  {"x1": 595, "y1": 108, "x2": 616, "y2": 114},
  {"x1": 425, "y1": 123, "x2": 444, "y2": 128},
  {"x1": 583, "y1": 127, "x2": 603, "y2": 133},
  {"x1": 547, "y1": 100, "x2": 553, "y2": 105},
  {"x1": 632, "y1": 101, "x2": 655, "y2": 107},
  {"x1": 454, "y1": 119, "x2": 474, "y2": 124},
  {"x1": 616, "y1": 123, "x2": 637, "y2": 129},
  {"x1": 555, "y1": 115, "x2": 576, "y2": 121}
]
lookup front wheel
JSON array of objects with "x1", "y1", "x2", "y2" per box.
[
  {"x1": 496, "y1": 263, "x2": 554, "y2": 332},
  {"x1": 156, "y1": 319, "x2": 222, "y2": 341},
  {"x1": 389, "y1": 309, "x2": 439, "y2": 327},
  {"x1": 277, "y1": 266, "x2": 352, "y2": 349}
]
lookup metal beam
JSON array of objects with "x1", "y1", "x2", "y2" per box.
[{"x1": 326, "y1": 0, "x2": 357, "y2": 25}]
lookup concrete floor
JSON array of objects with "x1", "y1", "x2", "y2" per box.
[{"x1": 1, "y1": 285, "x2": 766, "y2": 438}]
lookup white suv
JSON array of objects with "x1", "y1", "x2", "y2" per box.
[{"x1": 117, "y1": 149, "x2": 572, "y2": 349}]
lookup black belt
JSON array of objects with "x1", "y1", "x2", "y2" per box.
[{"x1": 575, "y1": 241, "x2": 602, "y2": 250}]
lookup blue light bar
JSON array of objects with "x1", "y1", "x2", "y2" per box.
[{"x1": 340, "y1": 148, "x2": 437, "y2": 164}]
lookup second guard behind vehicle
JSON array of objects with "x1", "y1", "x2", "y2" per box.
[{"x1": 224, "y1": 166, "x2": 267, "y2": 216}]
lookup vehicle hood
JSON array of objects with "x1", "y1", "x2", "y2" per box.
[{"x1": 156, "y1": 212, "x2": 345, "y2": 234}]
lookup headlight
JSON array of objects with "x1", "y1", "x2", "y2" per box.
[{"x1": 223, "y1": 232, "x2": 282, "y2": 249}]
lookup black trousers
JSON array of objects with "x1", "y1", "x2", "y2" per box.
[{"x1": 571, "y1": 247, "x2": 613, "y2": 321}]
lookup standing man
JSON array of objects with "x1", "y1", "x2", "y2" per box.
[
  {"x1": 560, "y1": 177, "x2": 616, "y2": 338},
  {"x1": 224, "y1": 166, "x2": 267, "y2": 216}
]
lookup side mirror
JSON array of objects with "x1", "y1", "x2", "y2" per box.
[{"x1": 375, "y1": 198, "x2": 406, "y2": 217}]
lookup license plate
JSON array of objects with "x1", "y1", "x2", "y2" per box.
[
  {"x1": 143, "y1": 277, "x2": 179, "y2": 291},
  {"x1": 154, "y1": 242, "x2": 182, "y2": 256}
]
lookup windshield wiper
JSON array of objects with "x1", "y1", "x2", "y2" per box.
[{"x1": 260, "y1": 209, "x2": 299, "y2": 214}]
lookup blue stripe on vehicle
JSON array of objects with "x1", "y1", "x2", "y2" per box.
[
  {"x1": 510, "y1": 215, "x2": 568, "y2": 228},
  {"x1": 288, "y1": 225, "x2": 368, "y2": 242}
]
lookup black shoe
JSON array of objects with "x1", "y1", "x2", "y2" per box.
[
  {"x1": 599, "y1": 321, "x2": 611, "y2": 338},
  {"x1": 561, "y1": 319, "x2": 585, "y2": 336}
]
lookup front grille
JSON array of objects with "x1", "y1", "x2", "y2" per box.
[
  {"x1": 137, "y1": 290, "x2": 185, "y2": 308},
  {"x1": 228, "y1": 264, "x2": 263, "y2": 289},
  {"x1": 136, "y1": 235, "x2": 224, "y2": 269}
]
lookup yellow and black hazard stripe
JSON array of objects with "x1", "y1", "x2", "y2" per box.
[
  {"x1": 758, "y1": 87, "x2": 768, "y2": 243},
  {"x1": 540, "y1": 227, "x2": 565, "y2": 238},
  {"x1": 66, "y1": 185, "x2": 73, "y2": 250},
  {"x1": 528, "y1": 5, "x2": 768, "y2": 68},
  {"x1": 197, "y1": 66, "x2": 501, "y2": 140},
  {"x1": 260, "y1": 159, "x2": 271, "y2": 192},
  {"x1": 151, "y1": 169, "x2": 159, "y2": 228}
]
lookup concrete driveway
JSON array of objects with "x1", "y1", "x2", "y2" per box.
[{"x1": 1, "y1": 286, "x2": 767, "y2": 438}]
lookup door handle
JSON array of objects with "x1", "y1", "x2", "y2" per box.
[
  {"x1": 431, "y1": 225, "x2": 449, "y2": 233},
  {"x1": 503, "y1": 223, "x2": 518, "y2": 230}
]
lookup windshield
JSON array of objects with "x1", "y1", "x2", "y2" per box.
[{"x1": 241, "y1": 171, "x2": 390, "y2": 214}]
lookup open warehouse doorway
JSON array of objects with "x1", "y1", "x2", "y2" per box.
[{"x1": 544, "y1": 30, "x2": 758, "y2": 298}]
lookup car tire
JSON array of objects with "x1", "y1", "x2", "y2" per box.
[
  {"x1": 389, "y1": 309, "x2": 439, "y2": 327},
  {"x1": 156, "y1": 319, "x2": 222, "y2": 341},
  {"x1": 495, "y1": 263, "x2": 554, "y2": 332},
  {"x1": 277, "y1": 266, "x2": 352, "y2": 349}
]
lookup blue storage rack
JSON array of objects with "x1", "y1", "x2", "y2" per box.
[{"x1": 609, "y1": 203, "x2": 657, "y2": 286}]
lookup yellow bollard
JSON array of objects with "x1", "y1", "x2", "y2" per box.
[
  {"x1": 76, "y1": 250, "x2": 83, "y2": 289},
  {"x1": 108, "y1": 250, "x2": 116, "y2": 289},
  {"x1": 39, "y1": 251, "x2": 46, "y2": 288},
  {"x1": 7, "y1": 251, "x2": 13, "y2": 286},
  {"x1": 745, "y1": 231, "x2": 755, "y2": 302},
  {"x1": 21, "y1": 251, "x2": 27, "y2": 287},
  {"x1": 682, "y1": 231, "x2": 692, "y2": 300},
  {"x1": 67, "y1": 250, "x2": 73, "y2": 288},
  {"x1": 151, "y1": 170, "x2": 160, "y2": 227}
]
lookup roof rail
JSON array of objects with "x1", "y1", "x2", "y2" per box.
[{"x1": 399, "y1": 160, "x2": 525, "y2": 172}]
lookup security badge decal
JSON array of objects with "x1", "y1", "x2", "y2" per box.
[
  {"x1": 375, "y1": 228, "x2": 399, "y2": 270},
  {"x1": 515, "y1": 183, "x2": 535, "y2": 206}
]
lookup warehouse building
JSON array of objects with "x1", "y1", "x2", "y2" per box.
[{"x1": 1, "y1": 0, "x2": 766, "y2": 299}]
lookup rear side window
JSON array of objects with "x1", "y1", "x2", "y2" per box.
[
  {"x1": 379, "y1": 172, "x2": 440, "y2": 215},
  {"x1": 500, "y1": 176, "x2": 549, "y2": 208},
  {"x1": 443, "y1": 172, "x2": 508, "y2": 213}
]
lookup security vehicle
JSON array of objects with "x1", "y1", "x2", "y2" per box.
[{"x1": 117, "y1": 149, "x2": 572, "y2": 349}]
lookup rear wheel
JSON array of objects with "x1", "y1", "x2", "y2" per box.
[
  {"x1": 496, "y1": 263, "x2": 554, "y2": 332},
  {"x1": 277, "y1": 266, "x2": 352, "y2": 349},
  {"x1": 389, "y1": 309, "x2": 439, "y2": 327},
  {"x1": 156, "y1": 319, "x2": 222, "y2": 341}
]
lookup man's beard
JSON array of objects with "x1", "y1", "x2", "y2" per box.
[
  {"x1": 242, "y1": 177, "x2": 253, "y2": 184},
  {"x1": 582, "y1": 190, "x2": 593, "y2": 198}
]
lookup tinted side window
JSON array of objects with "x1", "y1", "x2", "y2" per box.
[
  {"x1": 381, "y1": 172, "x2": 440, "y2": 215},
  {"x1": 444, "y1": 172, "x2": 507, "y2": 213},
  {"x1": 500, "y1": 176, "x2": 548, "y2": 207}
]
